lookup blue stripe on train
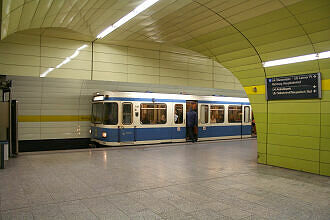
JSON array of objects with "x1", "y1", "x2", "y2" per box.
[
  {"x1": 198, "y1": 125, "x2": 251, "y2": 138},
  {"x1": 92, "y1": 126, "x2": 186, "y2": 142},
  {"x1": 92, "y1": 125, "x2": 251, "y2": 142}
]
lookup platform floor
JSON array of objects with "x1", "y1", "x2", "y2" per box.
[{"x1": 0, "y1": 139, "x2": 329, "y2": 219}]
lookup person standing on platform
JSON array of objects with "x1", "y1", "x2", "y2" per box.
[{"x1": 187, "y1": 107, "x2": 197, "y2": 142}]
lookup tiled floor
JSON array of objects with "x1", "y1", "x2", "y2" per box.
[{"x1": 0, "y1": 139, "x2": 329, "y2": 219}]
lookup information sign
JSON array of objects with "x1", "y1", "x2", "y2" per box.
[{"x1": 266, "y1": 73, "x2": 321, "y2": 100}]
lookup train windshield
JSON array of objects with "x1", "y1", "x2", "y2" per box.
[
  {"x1": 104, "y1": 103, "x2": 118, "y2": 125},
  {"x1": 92, "y1": 103, "x2": 103, "y2": 124}
]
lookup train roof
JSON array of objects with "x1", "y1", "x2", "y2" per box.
[{"x1": 93, "y1": 91, "x2": 250, "y2": 105}]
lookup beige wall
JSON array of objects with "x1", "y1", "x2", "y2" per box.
[
  {"x1": 0, "y1": 33, "x2": 246, "y2": 142},
  {"x1": 0, "y1": 33, "x2": 243, "y2": 90}
]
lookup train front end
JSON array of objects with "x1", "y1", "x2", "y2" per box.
[{"x1": 90, "y1": 93, "x2": 121, "y2": 146}]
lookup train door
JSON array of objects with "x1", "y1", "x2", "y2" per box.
[
  {"x1": 186, "y1": 101, "x2": 198, "y2": 141},
  {"x1": 119, "y1": 102, "x2": 135, "y2": 143},
  {"x1": 242, "y1": 105, "x2": 252, "y2": 137},
  {"x1": 173, "y1": 103, "x2": 185, "y2": 141}
]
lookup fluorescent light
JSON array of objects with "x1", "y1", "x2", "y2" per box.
[
  {"x1": 263, "y1": 54, "x2": 317, "y2": 67},
  {"x1": 77, "y1": 45, "x2": 88, "y2": 50},
  {"x1": 96, "y1": 0, "x2": 160, "y2": 39},
  {"x1": 263, "y1": 51, "x2": 330, "y2": 67},
  {"x1": 40, "y1": 68, "x2": 54, "y2": 77},
  {"x1": 40, "y1": 44, "x2": 88, "y2": 77},
  {"x1": 318, "y1": 51, "x2": 330, "y2": 59},
  {"x1": 70, "y1": 51, "x2": 80, "y2": 59}
]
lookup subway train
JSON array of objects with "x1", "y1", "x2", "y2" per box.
[{"x1": 90, "y1": 91, "x2": 252, "y2": 146}]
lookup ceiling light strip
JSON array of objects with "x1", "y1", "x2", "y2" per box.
[
  {"x1": 96, "y1": 0, "x2": 160, "y2": 39},
  {"x1": 40, "y1": 44, "x2": 88, "y2": 78},
  {"x1": 263, "y1": 51, "x2": 330, "y2": 67}
]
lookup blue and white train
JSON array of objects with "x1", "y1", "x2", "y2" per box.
[{"x1": 90, "y1": 91, "x2": 252, "y2": 146}]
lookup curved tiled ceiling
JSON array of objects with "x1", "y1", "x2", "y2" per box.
[{"x1": 2, "y1": 0, "x2": 329, "y2": 71}]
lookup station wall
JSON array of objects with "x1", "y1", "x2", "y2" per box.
[
  {"x1": 0, "y1": 33, "x2": 243, "y2": 90},
  {"x1": 0, "y1": 33, "x2": 245, "y2": 143}
]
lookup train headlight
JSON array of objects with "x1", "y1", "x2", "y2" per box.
[{"x1": 102, "y1": 132, "x2": 107, "y2": 138}]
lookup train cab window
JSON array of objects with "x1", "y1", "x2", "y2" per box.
[
  {"x1": 92, "y1": 103, "x2": 103, "y2": 124},
  {"x1": 210, "y1": 105, "x2": 224, "y2": 123},
  {"x1": 103, "y1": 103, "x2": 118, "y2": 125},
  {"x1": 244, "y1": 106, "x2": 251, "y2": 123},
  {"x1": 140, "y1": 103, "x2": 167, "y2": 124},
  {"x1": 201, "y1": 105, "x2": 209, "y2": 124},
  {"x1": 228, "y1": 105, "x2": 242, "y2": 123},
  {"x1": 122, "y1": 103, "x2": 132, "y2": 125},
  {"x1": 174, "y1": 104, "x2": 183, "y2": 124}
]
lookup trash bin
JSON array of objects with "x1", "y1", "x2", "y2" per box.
[{"x1": 0, "y1": 140, "x2": 8, "y2": 169}]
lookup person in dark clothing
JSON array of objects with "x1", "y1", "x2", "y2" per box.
[{"x1": 187, "y1": 107, "x2": 197, "y2": 142}]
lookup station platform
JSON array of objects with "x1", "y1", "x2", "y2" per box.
[{"x1": 0, "y1": 139, "x2": 329, "y2": 219}]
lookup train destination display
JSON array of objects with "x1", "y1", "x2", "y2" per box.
[{"x1": 266, "y1": 73, "x2": 321, "y2": 100}]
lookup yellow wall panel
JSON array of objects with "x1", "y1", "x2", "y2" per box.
[
  {"x1": 189, "y1": 72, "x2": 212, "y2": 81},
  {"x1": 127, "y1": 56, "x2": 159, "y2": 67},
  {"x1": 160, "y1": 60, "x2": 188, "y2": 71},
  {"x1": 94, "y1": 44, "x2": 127, "y2": 55},
  {"x1": 160, "y1": 51, "x2": 189, "y2": 63},
  {"x1": 188, "y1": 79, "x2": 212, "y2": 88},
  {"x1": 257, "y1": 35, "x2": 310, "y2": 54},
  {"x1": 0, "y1": 63, "x2": 39, "y2": 76},
  {"x1": 0, "y1": 43, "x2": 40, "y2": 56},
  {"x1": 127, "y1": 65, "x2": 159, "y2": 76},
  {"x1": 0, "y1": 53, "x2": 40, "y2": 66},
  {"x1": 268, "y1": 144, "x2": 319, "y2": 161},
  {"x1": 320, "y1": 163, "x2": 330, "y2": 176},
  {"x1": 128, "y1": 47, "x2": 159, "y2": 59},
  {"x1": 93, "y1": 61, "x2": 127, "y2": 73},
  {"x1": 160, "y1": 77, "x2": 188, "y2": 87},
  {"x1": 221, "y1": 55, "x2": 261, "y2": 68},
  {"x1": 260, "y1": 44, "x2": 314, "y2": 61},
  {"x1": 128, "y1": 74, "x2": 159, "y2": 84},
  {"x1": 268, "y1": 154, "x2": 319, "y2": 174},
  {"x1": 159, "y1": 68, "x2": 188, "y2": 78},
  {"x1": 93, "y1": 71, "x2": 127, "y2": 82}
]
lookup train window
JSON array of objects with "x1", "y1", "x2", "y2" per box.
[
  {"x1": 140, "y1": 103, "x2": 167, "y2": 124},
  {"x1": 228, "y1": 105, "x2": 242, "y2": 123},
  {"x1": 174, "y1": 104, "x2": 183, "y2": 124},
  {"x1": 122, "y1": 103, "x2": 132, "y2": 125},
  {"x1": 210, "y1": 105, "x2": 224, "y2": 123},
  {"x1": 244, "y1": 106, "x2": 251, "y2": 123},
  {"x1": 201, "y1": 105, "x2": 209, "y2": 124},
  {"x1": 103, "y1": 102, "x2": 118, "y2": 125},
  {"x1": 92, "y1": 103, "x2": 103, "y2": 124}
]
